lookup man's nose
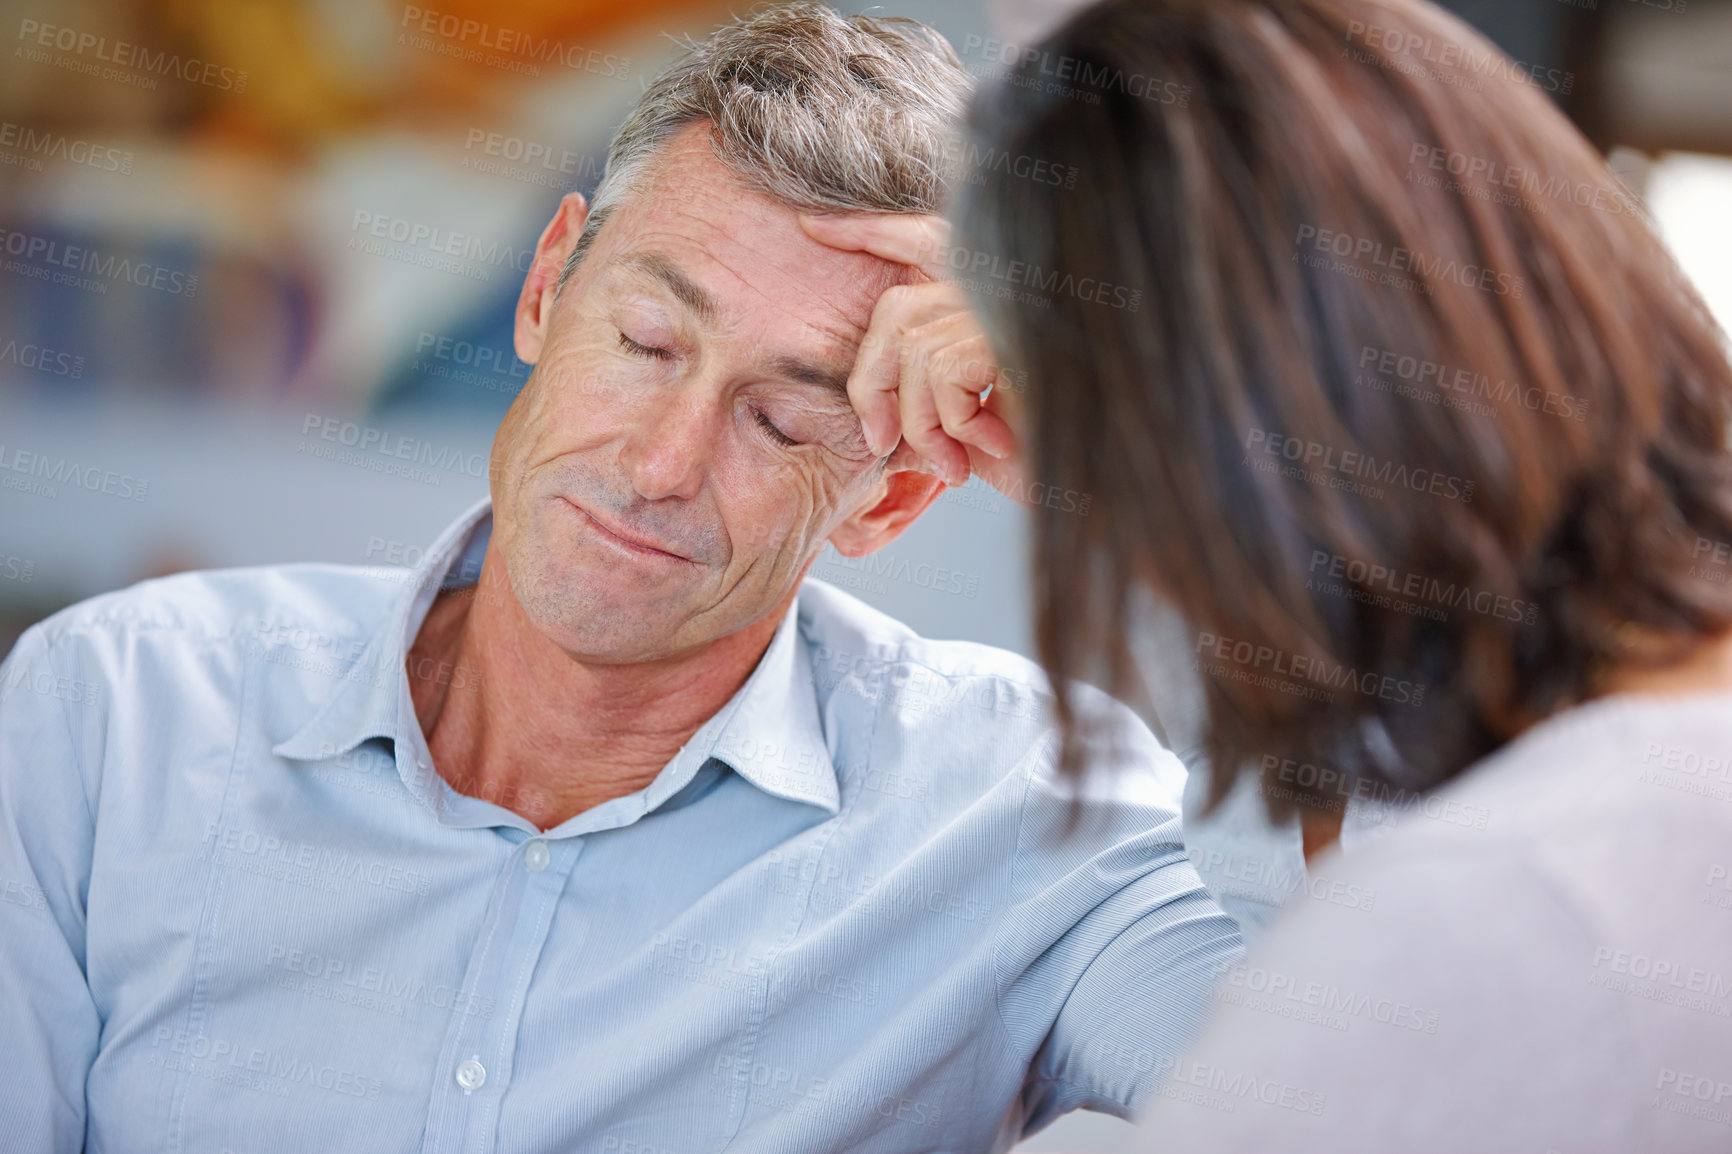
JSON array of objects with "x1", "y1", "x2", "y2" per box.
[{"x1": 620, "y1": 386, "x2": 718, "y2": 502}]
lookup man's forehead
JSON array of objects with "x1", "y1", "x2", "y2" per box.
[
  {"x1": 605, "y1": 125, "x2": 911, "y2": 345},
  {"x1": 608, "y1": 249, "x2": 857, "y2": 397}
]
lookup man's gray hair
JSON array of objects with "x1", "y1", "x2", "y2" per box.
[{"x1": 557, "y1": 2, "x2": 971, "y2": 292}]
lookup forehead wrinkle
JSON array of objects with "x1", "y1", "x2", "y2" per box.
[
  {"x1": 613, "y1": 189, "x2": 900, "y2": 411},
  {"x1": 751, "y1": 259, "x2": 904, "y2": 402},
  {"x1": 615, "y1": 250, "x2": 716, "y2": 324}
]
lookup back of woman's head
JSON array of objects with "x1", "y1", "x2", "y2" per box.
[{"x1": 954, "y1": 0, "x2": 1732, "y2": 812}]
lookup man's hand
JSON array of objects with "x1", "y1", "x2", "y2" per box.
[{"x1": 799, "y1": 212, "x2": 1026, "y2": 495}]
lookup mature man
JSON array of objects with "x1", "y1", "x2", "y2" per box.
[{"x1": 0, "y1": 6, "x2": 1241, "y2": 1152}]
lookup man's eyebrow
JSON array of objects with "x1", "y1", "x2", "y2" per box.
[
  {"x1": 766, "y1": 354, "x2": 851, "y2": 398},
  {"x1": 618, "y1": 251, "x2": 715, "y2": 324},
  {"x1": 617, "y1": 249, "x2": 852, "y2": 399}
]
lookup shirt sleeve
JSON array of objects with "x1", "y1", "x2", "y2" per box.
[
  {"x1": 0, "y1": 624, "x2": 104, "y2": 1152},
  {"x1": 996, "y1": 686, "x2": 1246, "y2": 1135}
]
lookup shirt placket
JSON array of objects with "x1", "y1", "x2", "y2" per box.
[{"x1": 420, "y1": 832, "x2": 581, "y2": 1154}]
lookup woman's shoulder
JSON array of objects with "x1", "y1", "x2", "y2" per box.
[
  {"x1": 1133, "y1": 694, "x2": 1732, "y2": 1152},
  {"x1": 1348, "y1": 690, "x2": 1732, "y2": 875}
]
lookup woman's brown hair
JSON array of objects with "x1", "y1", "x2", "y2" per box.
[{"x1": 953, "y1": 0, "x2": 1732, "y2": 814}]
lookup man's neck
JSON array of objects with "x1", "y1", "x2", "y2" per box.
[{"x1": 407, "y1": 538, "x2": 789, "y2": 831}]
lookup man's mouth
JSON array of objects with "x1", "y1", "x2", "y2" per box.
[{"x1": 559, "y1": 497, "x2": 692, "y2": 563}]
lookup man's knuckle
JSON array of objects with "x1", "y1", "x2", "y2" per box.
[{"x1": 878, "y1": 284, "x2": 920, "y2": 312}]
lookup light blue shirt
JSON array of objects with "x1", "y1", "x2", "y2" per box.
[{"x1": 0, "y1": 497, "x2": 1242, "y2": 1154}]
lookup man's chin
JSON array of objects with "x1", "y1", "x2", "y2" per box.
[{"x1": 512, "y1": 559, "x2": 700, "y2": 663}]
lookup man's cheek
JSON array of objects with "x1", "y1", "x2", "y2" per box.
[
  {"x1": 543, "y1": 343, "x2": 637, "y2": 401},
  {"x1": 728, "y1": 496, "x2": 818, "y2": 559},
  {"x1": 717, "y1": 467, "x2": 832, "y2": 559}
]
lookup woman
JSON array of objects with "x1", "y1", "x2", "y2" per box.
[{"x1": 806, "y1": 0, "x2": 1732, "y2": 1147}]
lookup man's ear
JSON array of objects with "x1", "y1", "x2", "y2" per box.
[
  {"x1": 514, "y1": 191, "x2": 589, "y2": 365},
  {"x1": 828, "y1": 450, "x2": 948, "y2": 558}
]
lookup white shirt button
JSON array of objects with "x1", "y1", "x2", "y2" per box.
[
  {"x1": 454, "y1": 1057, "x2": 486, "y2": 1092},
  {"x1": 523, "y1": 840, "x2": 550, "y2": 873}
]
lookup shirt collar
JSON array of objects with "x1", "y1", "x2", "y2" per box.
[
  {"x1": 271, "y1": 498, "x2": 839, "y2": 822},
  {"x1": 272, "y1": 495, "x2": 492, "y2": 766},
  {"x1": 692, "y1": 595, "x2": 840, "y2": 814}
]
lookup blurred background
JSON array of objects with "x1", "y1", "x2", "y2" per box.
[{"x1": 1, "y1": 0, "x2": 1729, "y2": 1148}]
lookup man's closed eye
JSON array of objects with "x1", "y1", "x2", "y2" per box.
[
  {"x1": 618, "y1": 331, "x2": 673, "y2": 360},
  {"x1": 753, "y1": 408, "x2": 800, "y2": 447}
]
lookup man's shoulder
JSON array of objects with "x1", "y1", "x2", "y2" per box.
[
  {"x1": 795, "y1": 577, "x2": 1171, "y2": 780},
  {"x1": 796, "y1": 577, "x2": 1050, "y2": 701},
  {"x1": 22, "y1": 561, "x2": 408, "y2": 654}
]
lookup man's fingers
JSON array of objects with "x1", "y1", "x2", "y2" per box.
[
  {"x1": 906, "y1": 322, "x2": 1017, "y2": 463},
  {"x1": 898, "y1": 342, "x2": 970, "y2": 488},
  {"x1": 800, "y1": 212, "x2": 953, "y2": 282},
  {"x1": 803, "y1": 210, "x2": 1024, "y2": 480},
  {"x1": 939, "y1": 393, "x2": 1019, "y2": 466},
  {"x1": 848, "y1": 317, "x2": 914, "y2": 460},
  {"x1": 849, "y1": 283, "x2": 970, "y2": 457},
  {"x1": 922, "y1": 328, "x2": 999, "y2": 399},
  {"x1": 931, "y1": 338, "x2": 1019, "y2": 461},
  {"x1": 963, "y1": 441, "x2": 1031, "y2": 505},
  {"x1": 884, "y1": 437, "x2": 945, "y2": 479}
]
